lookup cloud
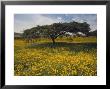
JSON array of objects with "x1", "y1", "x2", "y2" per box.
[
  {"x1": 14, "y1": 14, "x2": 97, "y2": 33},
  {"x1": 57, "y1": 17, "x2": 62, "y2": 20},
  {"x1": 65, "y1": 14, "x2": 69, "y2": 17},
  {"x1": 14, "y1": 14, "x2": 63, "y2": 33},
  {"x1": 72, "y1": 17, "x2": 86, "y2": 23},
  {"x1": 71, "y1": 15, "x2": 97, "y2": 31},
  {"x1": 34, "y1": 15, "x2": 62, "y2": 25}
]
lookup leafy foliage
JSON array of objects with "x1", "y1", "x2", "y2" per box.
[{"x1": 23, "y1": 21, "x2": 92, "y2": 44}]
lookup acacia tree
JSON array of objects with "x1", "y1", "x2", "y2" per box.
[
  {"x1": 23, "y1": 21, "x2": 91, "y2": 45},
  {"x1": 49, "y1": 23, "x2": 66, "y2": 45},
  {"x1": 49, "y1": 21, "x2": 90, "y2": 45}
]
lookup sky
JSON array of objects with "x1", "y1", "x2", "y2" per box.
[{"x1": 14, "y1": 14, "x2": 97, "y2": 33}]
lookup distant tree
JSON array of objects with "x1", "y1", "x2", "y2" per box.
[{"x1": 23, "y1": 28, "x2": 40, "y2": 43}]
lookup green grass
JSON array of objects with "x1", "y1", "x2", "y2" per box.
[{"x1": 14, "y1": 37, "x2": 97, "y2": 76}]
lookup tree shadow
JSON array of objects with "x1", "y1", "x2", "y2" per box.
[{"x1": 27, "y1": 42, "x2": 97, "y2": 53}]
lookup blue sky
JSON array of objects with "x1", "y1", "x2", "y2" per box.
[{"x1": 14, "y1": 14, "x2": 97, "y2": 33}]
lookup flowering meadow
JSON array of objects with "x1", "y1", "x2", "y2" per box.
[{"x1": 14, "y1": 37, "x2": 97, "y2": 76}]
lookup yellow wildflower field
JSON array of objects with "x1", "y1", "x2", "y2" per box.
[{"x1": 14, "y1": 37, "x2": 97, "y2": 76}]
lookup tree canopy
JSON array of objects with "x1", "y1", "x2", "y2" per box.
[{"x1": 22, "y1": 21, "x2": 96, "y2": 44}]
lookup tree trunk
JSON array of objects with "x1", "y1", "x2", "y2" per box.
[{"x1": 52, "y1": 38, "x2": 55, "y2": 45}]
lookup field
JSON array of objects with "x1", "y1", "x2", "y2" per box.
[{"x1": 14, "y1": 37, "x2": 97, "y2": 76}]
